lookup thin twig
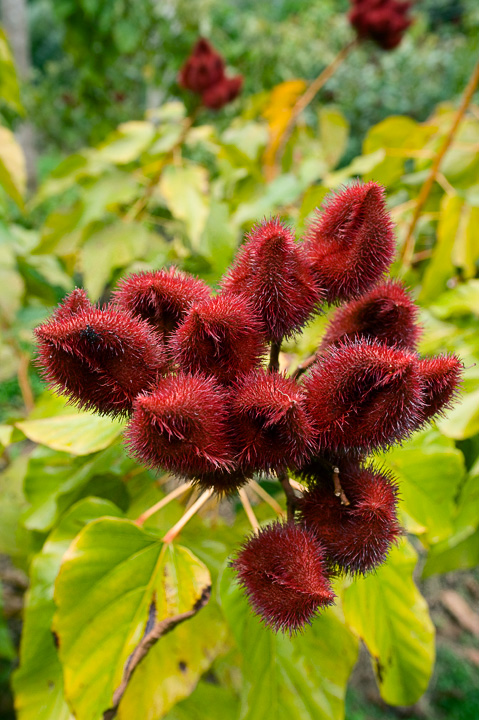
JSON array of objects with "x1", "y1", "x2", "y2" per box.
[
  {"x1": 401, "y1": 54, "x2": 479, "y2": 268},
  {"x1": 291, "y1": 353, "x2": 317, "y2": 381},
  {"x1": 289, "y1": 478, "x2": 306, "y2": 493},
  {"x1": 274, "y1": 39, "x2": 357, "y2": 172},
  {"x1": 268, "y1": 340, "x2": 282, "y2": 372},
  {"x1": 135, "y1": 481, "x2": 193, "y2": 527},
  {"x1": 18, "y1": 353, "x2": 34, "y2": 413},
  {"x1": 239, "y1": 487, "x2": 260, "y2": 532},
  {"x1": 162, "y1": 488, "x2": 214, "y2": 544},
  {"x1": 332, "y1": 466, "x2": 350, "y2": 506},
  {"x1": 249, "y1": 479, "x2": 285, "y2": 517}
]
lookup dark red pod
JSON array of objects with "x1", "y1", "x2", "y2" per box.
[
  {"x1": 417, "y1": 354, "x2": 463, "y2": 422},
  {"x1": 35, "y1": 301, "x2": 168, "y2": 416},
  {"x1": 299, "y1": 463, "x2": 402, "y2": 575},
  {"x1": 112, "y1": 268, "x2": 211, "y2": 337},
  {"x1": 202, "y1": 75, "x2": 243, "y2": 110},
  {"x1": 349, "y1": 0, "x2": 413, "y2": 50},
  {"x1": 178, "y1": 38, "x2": 225, "y2": 93},
  {"x1": 303, "y1": 181, "x2": 395, "y2": 304},
  {"x1": 171, "y1": 293, "x2": 267, "y2": 384},
  {"x1": 125, "y1": 372, "x2": 235, "y2": 479},
  {"x1": 222, "y1": 218, "x2": 322, "y2": 342},
  {"x1": 321, "y1": 280, "x2": 420, "y2": 351},
  {"x1": 302, "y1": 339, "x2": 424, "y2": 453},
  {"x1": 231, "y1": 369, "x2": 315, "y2": 473},
  {"x1": 52, "y1": 287, "x2": 92, "y2": 321},
  {"x1": 232, "y1": 521, "x2": 335, "y2": 633}
]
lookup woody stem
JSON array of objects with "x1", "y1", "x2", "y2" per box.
[
  {"x1": 162, "y1": 488, "x2": 214, "y2": 543},
  {"x1": 135, "y1": 481, "x2": 193, "y2": 526},
  {"x1": 401, "y1": 53, "x2": 479, "y2": 268},
  {"x1": 274, "y1": 38, "x2": 357, "y2": 171},
  {"x1": 332, "y1": 466, "x2": 350, "y2": 506},
  {"x1": 268, "y1": 340, "x2": 282, "y2": 372},
  {"x1": 239, "y1": 487, "x2": 260, "y2": 532},
  {"x1": 278, "y1": 471, "x2": 298, "y2": 522}
]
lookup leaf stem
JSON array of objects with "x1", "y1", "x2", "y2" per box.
[
  {"x1": 401, "y1": 53, "x2": 479, "y2": 268},
  {"x1": 249, "y1": 479, "x2": 285, "y2": 517},
  {"x1": 239, "y1": 487, "x2": 260, "y2": 532},
  {"x1": 162, "y1": 488, "x2": 214, "y2": 544},
  {"x1": 135, "y1": 481, "x2": 192, "y2": 527}
]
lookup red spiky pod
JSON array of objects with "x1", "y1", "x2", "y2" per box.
[
  {"x1": 171, "y1": 293, "x2": 267, "y2": 384},
  {"x1": 299, "y1": 463, "x2": 401, "y2": 575},
  {"x1": 196, "y1": 467, "x2": 250, "y2": 495},
  {"x1": 52, "y1": 288, "x2": 92, "y2": 321},
  {"x1": 222, "y1": 218, "x2": 322, "y2": 342},
  {"x1": 417, "y1": 355, "x2": 463, "y2": 422},
  {"x1": 178, "y1": 38, "x2": 225, "y2": 93},
  {"x1": 321, "y1": 280, "x2": 420, "y2": 351},
  {"x1": 302, "y1": 339, "x2": 424, "y2": 453},
  {"x1": 35, "y1": 304, "x2": 168, "y2": 416},
  {"x1": 232, "y1": 522, "x2": 335, "y2": 633},
  {"x1": 231, "y1": 369, "x2": 315, "y2": 472},
  {"x1": 349, "y1": 0, "x2": 413, "y2": 50},
  {"x1": 125, "y1": 372, "x2": 235, "y2": 479},
  {"x1": 202, "y1": 75, "x2": 243, "y2": 110},
  {"x1": 112, "y1": 268, "x2": 211, "y2": 337},
  {"x1": 303, "y1": 181, "x2": 395, "y2": 304}
]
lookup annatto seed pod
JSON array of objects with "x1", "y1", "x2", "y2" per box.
[
  {"x1": 303, "y1": 181, "x2": 395, "y2": 304},
  {"x1": 171, "y1": 293, "x2": 266, "y2": 384},
  {"x1": 231, "y1": 369, "x2": 315, "y2": 473},
  {"x1": 35, "y1": 300, "x2": 168, "y2": 416},
  {"x1": 52, "y1": 287, "x2": 92, "y2": 321},
  {"x1": 299, "y1": 463, "x2": 401, "y2": 575},
  {"x1": 232, "y1": 521, "x2": 335, "y2": 633},
  {"x1": 125, "y1": 372, "x2": 235, "y2": 479},
  {"x1": 178, "y1": 38, "x2": 225, "y2": 93},
  {"x1": 202, "y1": 75, "x2": 243, "y2": 110},
  {"x1": 302, "y1": 339, "x2": 424, "y2": 453},
  {"x1": 320, "y1": 280, "x2": 420, "y2": 351},
  {"x1": 417, "y1": 354, "x2": 463, "y2": 422},
  {"x1": 112, "y1": 268, "x2": 211, "y2": 336},
  {"x1": 222, "y1": 218, "x2": 322, "y2": 342},
  {"x1": 349, "y1": 0, "x2": 413, "y2": 51}
]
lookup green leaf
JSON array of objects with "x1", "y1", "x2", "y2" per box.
[
  {"x1": 13, "y1": 499, "x2": 123, "y2": 720},
  {"x1": 430, "y1": 279, "x2": 479, "y2": 319},
  {"x1": 0, "y1": 126, "x2": 26, "y2": 208},
  {"x1": 0, "y1": 27, "x2": 23, "y2": 113},
  {"x1": 420, "y1": 194, "x2": 463, "y2": 304},
  {"x1": 343, "y1": 539, "x2": 435, "y2": 706},
  {"x1": 219, "y1": 566, "x2": 358, "y2": 720},
  {"x1": 23, "y1": 445, "x2": 129, "y2": 532},
  {"x1": 80, "y1": 221, "x2": 152, "y2": 300},
  {"x1": 451, "y1": 206, "x2": 479, "y2": 279},
  {"x1": 54, "y1": 518, "x2": 212, "y2": 720},
  {"x1": 163, "y1": 680, "x2": 238, "y2": 720},
  {"x1": 319, "y1": 108, "x2": 349, "y2": 170},
  {"x1": 297, "y1": 185, "x2": 328, "y2": 233},
  {"x1": 96, "y1": 122, "x2": 155, "y2": 164},
  {"x1": 383, "y1": 429, "x2": 466, "y2": 544},
  {"x1": 16, "y1": 413, "x2": 124, "y2": 456},
  {"x1": 422, "y1": 528, "x2": 479, "y2": 578},
  {"x1": 160, "y1": 165, "x2": 210, "y2": 250},
  {"x1": 0, "y1": 454, "x2": 29, "y2": 559}
]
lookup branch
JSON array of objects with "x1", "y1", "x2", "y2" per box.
[
  {"x1": 332, "y1": 466, "x2": 350, "y2": 506},
  {"x1": 401, "y1": 53, "x2": 479, "y2": 267},
  {"x1": 274, "y1": 39, "x2": 357, "y2": 172},
  {"x1": 268, "y1": 340, "x2": 282, "y2": 373},
  {"x1": 291, "y1": 352, "x2": 317, "y2": 381}
]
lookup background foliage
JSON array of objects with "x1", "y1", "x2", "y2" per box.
[{"x1": 1, "y1": 1, "x2": 479, "y2": 719}]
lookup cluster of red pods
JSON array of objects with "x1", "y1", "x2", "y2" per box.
[{"x1": 35, "y1": 181, "x2": 462, "y2": 632}]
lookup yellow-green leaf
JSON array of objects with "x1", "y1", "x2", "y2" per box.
[
  {"x1": 16, "y1": 413, "x2": 124, "y2": 456},
  {"x1": 343, "y1": 539, "x2": 435, "y2": 706},
  {"x1": 0, "y1": 126, "x2": 26, "y2": 208}
]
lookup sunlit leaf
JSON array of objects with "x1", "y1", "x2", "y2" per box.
[
  {"x1": 343, "y1": 539, "x2": 435, "y2": 706},
  {"x1": 13, "y1": 499, "x2": 123, "y2": 720},
  {"x1": 0, "y1": 126, "x2": 26, "y2": 208},
  {"x1": 262, "y1": 80, "x2": 307, "y2": 176},
  {"x1": 160, "y1": 164, "x2": 210, "y2": 250},
  {"x1": 16, "y1": 413, "x2": 125, "y2": 456},
  {"x1": 54, "y1": 518, "x2": 212, "y2": 720}
]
